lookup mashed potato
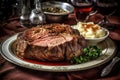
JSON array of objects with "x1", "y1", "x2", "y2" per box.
[{"x1": 72, "y1": 22, "x2": 106, "y2": 38}]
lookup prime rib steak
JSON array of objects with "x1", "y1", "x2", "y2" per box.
[{"x1": 13, "y1": 23, "x2": 87, "y2": 61}]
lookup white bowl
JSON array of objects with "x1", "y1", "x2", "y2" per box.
[{"x1": 85, "y1": 28, "x2": 109, "y2": 45}]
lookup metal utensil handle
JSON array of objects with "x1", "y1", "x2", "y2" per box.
[
  {"x1": 35, "y1": 0, "x2": 42, "y2": 11},
  {"x1": 101, "y1": 57, "x2": 120, "y2": 77}
]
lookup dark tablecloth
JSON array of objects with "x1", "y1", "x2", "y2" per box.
[{"x1": 0, "y1": 14, "x2": 120, "y2": 80}]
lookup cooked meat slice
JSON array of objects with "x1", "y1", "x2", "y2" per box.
[{"x1": 14, "y1": 23, "x2": 87, "y2": 61}]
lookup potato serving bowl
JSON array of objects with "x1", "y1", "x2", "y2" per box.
[
  {"x1": 72, "y1": 22, "x2": 109, "y2": 45},
  {"x1": 85, "y1": 28, "x2": 109, "y2": 45}
]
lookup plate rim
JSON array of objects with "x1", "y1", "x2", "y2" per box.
[{"x1": 0, "y1": 33, "x2": 117, "y2": 72}]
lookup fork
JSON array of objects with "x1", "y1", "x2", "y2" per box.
[{"x1": 101, "y1": 51, "x2": 120, "y2": 77}]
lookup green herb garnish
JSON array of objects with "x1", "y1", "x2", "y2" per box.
[{"x1": 71, "y1": 45, "x2": 102, "y2": 64}]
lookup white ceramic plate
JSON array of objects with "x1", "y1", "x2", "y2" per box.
[{"x1": 0, "y1": 33, "x2": 116, "y2": 72}]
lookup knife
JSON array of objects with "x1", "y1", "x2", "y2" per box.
[{"x1": 101, "y1": 52, "x2": 120, "y2": 77}]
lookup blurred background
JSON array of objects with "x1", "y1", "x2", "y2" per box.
[{"x1": 0, "y1": 0, "x2": 120, "y2": 22}]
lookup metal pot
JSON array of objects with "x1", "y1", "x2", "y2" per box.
[{"x1": 41, "y1": 1, "x2": 74, "y2": 23}]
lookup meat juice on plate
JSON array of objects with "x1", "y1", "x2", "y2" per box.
[
  {"x1": 22, "y1": 58, "x2": 71, "y2": 66},
  {"x1": 70, "y1": 0, "x2": 93, "y2": 21}
]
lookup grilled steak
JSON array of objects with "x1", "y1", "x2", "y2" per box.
[{"x1": 14, "y1": 23, "x2": 87, "y2": 61}]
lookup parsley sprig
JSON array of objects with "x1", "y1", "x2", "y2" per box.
[{"x1": 71, "y1": 46, "x2": 102, "y2": 64}]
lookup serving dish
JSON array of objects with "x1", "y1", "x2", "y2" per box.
[
  {"x1": 0, "y1": 33, "x2": 116, "y2": 72},
  {"x1": 41, "y1": 1, "x2": 74, "y2": 23},
  {"x1": 85, "y1": 28, "x2": 109, "y2": 45},
  {"x1": 72, "y1": 22, "x2": 109, "y2": 45}
]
